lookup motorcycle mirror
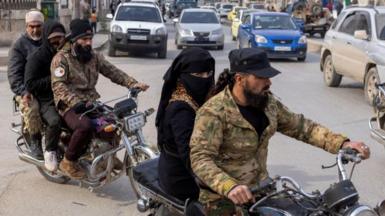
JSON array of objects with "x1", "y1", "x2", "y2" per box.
[{"x1": 375, "y1": 200, "x2": 385, "y2": 216}]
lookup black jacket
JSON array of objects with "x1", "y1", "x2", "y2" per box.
[
  {"x1": 158, "y1": 101, "x2": 199, "y2": 201},
  {"x1": 7, "y1": 33, "x2": 41, "y2": 96},
  {"x1": 24, "y1": 21, "x2": 65, "y2": 102}
]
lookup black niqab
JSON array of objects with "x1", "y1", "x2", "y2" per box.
[{"x1": 155, "y1": 47, "x2": 215, "y2": 128}]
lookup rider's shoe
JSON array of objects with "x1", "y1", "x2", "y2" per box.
[
  {"x1": 44, "y1": 151, "x2": 58, "y2": 172},
  {"x1": 29, "y1": 138, "x2": 43, "y2": 160},
  {"x1": 59, "y1": 157, "x2": 86, "y2": 179}
]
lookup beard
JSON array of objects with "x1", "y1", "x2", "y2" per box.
[
  {"x1": 74, "y1": 44, "x2": 93, "y2": 63},
  {"x1": 28, "y1": 32, "x2": 41, "y2": 41},
  {"x1": 243, "y1": 82, "x2": 270, "y2": 110}
]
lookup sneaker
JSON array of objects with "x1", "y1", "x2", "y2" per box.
[{"x1": 44, "y1": 151, "x2": 58, "y2": 172}]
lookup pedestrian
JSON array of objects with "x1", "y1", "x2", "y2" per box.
[{"x1": 90, "y1": 8, "x2": 98, "y2": 33}]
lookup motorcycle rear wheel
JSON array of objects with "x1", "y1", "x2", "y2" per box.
[{"x1": 126, "y1": 146, "x2": 155, "y2": 199}]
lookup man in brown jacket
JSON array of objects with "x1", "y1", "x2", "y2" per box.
[{"x1": 51, "y1": 19, "x2": 148, "y2": 179}]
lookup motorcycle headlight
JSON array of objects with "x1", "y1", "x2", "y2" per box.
[
  {"x1": 255, "y1": 35, "x2": 268, "y2": 44},
  {"x1": 344, "y1": 205, "x2": 378, "y2": 216},
  {"x1": 180, "y1": 28, "x2": 193, "y2": 36},
  {"x1": 212, "y1": 28, "x2": 223, "y2": 35},
  {"x1": 112, "y1": 25, "x2": 123, "y2": 33},
  {"x1": 156, "y1": 27, "x2": 167, "y2": 35},
  {"x1": 124, "y1": 113, "x2": 145, "y2": 133},
  {"x1": 298, "y1": 35, "x2": 307, "y2": 44}
]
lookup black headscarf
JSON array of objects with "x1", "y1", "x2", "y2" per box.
[{"x1": 155, "y1": 47, "x2": 215, "y2": 128}]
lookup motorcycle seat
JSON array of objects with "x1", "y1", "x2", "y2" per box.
[{"x1": 133, "y1": 157, "x2": 186, "y2": 207}]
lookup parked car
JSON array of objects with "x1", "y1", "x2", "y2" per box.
[
  {"x1": 215, "y1": 3, "x2": 235, "y2": 18},
  {"x1": 231, "y1": 9, "x2": 264, "y2": 41},
  {"x1": 320, "y1": 6, "x2": 385, "y2": 105},
  {"x1": 227, "y1": 6, "x2": 248, "y2": 22},
  {"x1": 107, "y1": 2, "x2": 168, "y2": 58},
  {"x1": 174, "y1": 8, "x2": 224, "y2": 49},
  {"x1": 248, "y1": 3, "x2": 265, "y2": 9},
  {"x1": 238, "y1": 12, "x2": 307, "y2": 61}
]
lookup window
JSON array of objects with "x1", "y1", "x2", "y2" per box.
[
  {"x1": 116, "y1": 6, "x2": 162, "y2": 22},
  {"x1": 253, "y1": 15, "x2": 296, "y2": 30},
  {"x1": 339, "y1": 12, "x2": 357, "y2": 35},
  {"x1": 331, "y1": 11, "x2": 346, "y2": 29},
  {"x1": 244, "y1": 14, "x2": 251, "y2": 24},
  {"x1": 376, "y1": 13, "x2": 385, "y2": 40},
  {"x1": 181, "y1": 11, "x2": 219, "y2": 24},
  {"x1": 355, "y1": 12, "x2": 371, "y2": 36}
]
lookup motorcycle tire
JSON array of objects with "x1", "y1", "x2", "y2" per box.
[
  {"x1": 37, "y1": 167, "x2": 70, "y2": 184},
  {"x1": 126, "y1": 146, "x2": 155, "y2": 199}
]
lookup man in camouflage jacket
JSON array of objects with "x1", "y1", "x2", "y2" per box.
[
  {"x1": 51, "y1": 19, "x2": 148, "y2": 179},
  {"x1": 190, "y1": 48, "x2": 370, "y2": 215}
]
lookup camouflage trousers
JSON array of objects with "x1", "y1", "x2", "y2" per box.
[
  {"x1": 15, "y1": 95, "x2": 43, "y2": 135},
  {"x1": 204, "y1": 199, "x2": 248, "y2": 216}
]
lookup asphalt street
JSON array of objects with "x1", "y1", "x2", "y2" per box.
[{"x1": 0, "y1": 23, "x2": 384, "y2": 216}]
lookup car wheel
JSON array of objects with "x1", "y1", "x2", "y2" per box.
[
  {"x1": 365, "y1": 67, "x2": 380, "y2": 106},
  {"x1": 177, "y1": 44, "x2": 183, "y2": 49},
  {"x1": 320, "y1": 31, "x2": 326, "y2": 38},
  {"x1": 232, "y1": 35, "x2": 236, "y2": 41},
  {"x1": 108, "y1": 43, "x2": 116, "y2": 57},
  {"x1": 158, "y1": 44, "x2": 167, "y2": 59},
  {"x1": 323, "y1": 54, "x2": 342, "y2": 87},
  {"x1": 298, "y1": 56, "x2": 306, "y2": 62}
]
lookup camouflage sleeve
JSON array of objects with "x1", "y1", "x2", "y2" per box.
[
  {"x1": 97, "y1": 53, "x2": 138, "y2": 87},
  {"x1": 51, "y1": 54, "x2": 83, "y2": 109},
  {"x1": 190, "y1": 108, "x2": 239, "y2": 197},
  {"x1": 275, "y1": 98, "x2": 349, "y2": 154}
]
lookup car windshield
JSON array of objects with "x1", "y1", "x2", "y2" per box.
[
  {"x1": 376, "y1": 13, "x2": 385, "y2": 40},
  {"x1": 116, "y1": 6, "x2": 161, "y2": 22},
  {"x1": 253, "y1": 15, "x2": 296, "y2": 30},
  {"x1": 181, "y1": 11, "x2": 219, "y2": 23},
  {"x1": 253, "y1": 4, "x2": 264, "y2": 9},
  {"x1": 223, "y1": 4, "x2": 233, "y2": 9}
]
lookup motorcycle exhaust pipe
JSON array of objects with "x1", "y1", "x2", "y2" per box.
[{"x1": 18, "y1": 153, "x2": 44, "y2": 168}]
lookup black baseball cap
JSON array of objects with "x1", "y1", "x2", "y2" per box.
[{"x1": 229, "y1": 48, "x2": 281, "y2": 78}]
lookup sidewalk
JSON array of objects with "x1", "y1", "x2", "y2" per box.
[{"x1": 0, "y1": 33, "x2": 109, "y2": 73}]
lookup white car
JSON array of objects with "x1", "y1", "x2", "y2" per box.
[
  {"x1": 107, "y1": 2, "x2": 168, "y2": 58},
  {"x1": 215, "y1": 3, "x2": 235, "y2": 18}
]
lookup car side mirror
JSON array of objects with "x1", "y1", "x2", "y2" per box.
[
  {"x1": 106, "y1": 13, "x2": 113, "y2": 19},
  {"x1": 354, "y1": 30, "x2": 369, "y2": 40},
  {"x1": 173, "y1": 18, "x2": 179, "y2": 23}
]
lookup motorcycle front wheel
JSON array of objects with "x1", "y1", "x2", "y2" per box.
[{"x1": 126, "y1": 146, "x2": 155, "y2": 199}]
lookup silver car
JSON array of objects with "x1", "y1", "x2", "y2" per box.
[
  {"x1": 320, "y1": 6, "x2": 385, "y2": 105},
  {"x1": 174, "y1": 8, "x2": 225, "y2": 50}
]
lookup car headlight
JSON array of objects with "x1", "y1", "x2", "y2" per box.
[
  {"x1": 111, "y1": 25, "x2": 123, "y2": 33},
  {"x1": 255, "y1": 35, "x2": 268, "y2": 44},
  {"x1": 298, "y1": 35, "x2": 307, "y2": 44},
  {"x1": 180, "y1": 28, "x2": 193, "y2": 36},
  {"x1": 212, "y1": 28, "x2": 223, "y2": 35},
  {"x1": 156, "y1": 27, "x2": 167, "y2": 35},
  {"x1": 124, "y1": 113, "x2": 145, "y2": 133}
]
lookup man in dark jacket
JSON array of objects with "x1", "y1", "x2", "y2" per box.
[
  {"x1": 25, "y1": 20, "x2": 66, "y2": 171},
  {"x1": 7, "y1": 10, "x2": 44, "y2": 159}
]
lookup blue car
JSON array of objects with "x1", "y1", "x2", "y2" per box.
[{"x1": 238, "y1": 12, "x2": 307, "y2": 61}]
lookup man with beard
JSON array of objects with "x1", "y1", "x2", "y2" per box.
[
  {"x1": 50, "y1": 19, "x2": 149, "y2": 179},
  {"x1": 189, "y1": 48, "x2": 371, "y2": 215},
  {"x1": 8, "y1": 10, "x2": 45, "y2": 159},
  {"x1": 24, "y1": 20, "x2": 66, "y2": 171}
]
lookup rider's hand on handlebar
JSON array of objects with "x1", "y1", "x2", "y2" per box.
[
  {"x1": 342, "y1": 141, "x2": 370, "y2": 160},
  {"x1": 132, "y1": 83, "x2": 149, "y2": 91},
  {"x1": 227, "y1": 185, "x2": 255, "y2": 205}
]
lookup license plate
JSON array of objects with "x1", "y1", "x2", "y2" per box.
[
  {"x1": 274, "y1": 46, "x2": 291, "y2": 51},
  {"x1": 195, "y1": 37, "x2": 209, "y2": 42},
  {"x1": 130, "y1": 35, "x2": 147, "y2": 40},
  {"x1": 314, "y1": 27, "x2": 324, "y2": 31}
]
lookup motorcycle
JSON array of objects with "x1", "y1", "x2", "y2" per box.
[
  {"x1": 11, "y1": 88, "x2": 157, "y2": 196},
  {"x1": 132, "y1": 148, "x2": 385, "y2": 215}
]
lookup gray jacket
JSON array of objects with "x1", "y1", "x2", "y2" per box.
[{"x1": 7, "y1": 33, "x2": 41, "y2": 96}]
